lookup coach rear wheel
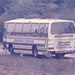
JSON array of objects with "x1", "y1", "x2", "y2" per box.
[
  {"x1": 9, "y1": 45, "x2": 14, "y2": 54},
  {"x1": 55, "y1": 53, "x2": 65, "y2": 58},
  {"x1": 32, "y1": 46, "x2": 38, "y2": 58}
]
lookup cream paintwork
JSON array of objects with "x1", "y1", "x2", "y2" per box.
[{"x1": 3, "y1": 18, "x2": 75, "y2": 55}]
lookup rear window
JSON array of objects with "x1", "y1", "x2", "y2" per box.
[{"x1": 51, "y1": 22, "x2": 75, "y2": 34}]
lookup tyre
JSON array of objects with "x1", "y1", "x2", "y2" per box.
[
  {"x1": 32, "y1": 45, "x2": 38, "y2": 58},
  {"x1": 9, "y1": 44, "x2": 14, "y2": 54},
  {"x1": 55, "y1": 53, "x2": 65, "y2": 58}
]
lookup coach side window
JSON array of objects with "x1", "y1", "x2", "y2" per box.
[
  {"x1": 23, "y1": 23, "x2": 31, "y2": 36},
  {"x1": 39, "y1": 23, "x2": 45, "y2": 37},
  {"x1": 31, "y1": 23, "x2": 39, "y2": 37},
  {"x1": 7, "y1": 23, "x2": 15, "y2": 36},
  {"x1": 44, "y1": 24, "x2": 48, "y2": 37},
  {"x1": 15, "y1": 23, "x2": 23, "y2": 35},
  {"x1": 7, "y1": 23, "x2": 15, "y2": 32}
]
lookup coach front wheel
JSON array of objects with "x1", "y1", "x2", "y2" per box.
[{"x1": 32, "y1": 46, "x2": 38, "y2": 58}]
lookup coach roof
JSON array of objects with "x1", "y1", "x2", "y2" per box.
[{"x1": 4, "y1": 18, "x2": 74, "y2": 23}]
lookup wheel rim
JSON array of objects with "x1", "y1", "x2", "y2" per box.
[{"x1": 34, "y1": 47, "x2": 37, "y2": 57}]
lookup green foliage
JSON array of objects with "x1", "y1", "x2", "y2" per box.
[{"x1": 0, "y1": 0, "x2": 75, "y2": 41}]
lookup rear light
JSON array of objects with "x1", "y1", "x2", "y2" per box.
[
  {"x1": 48, "y1": 47, "x2": 54, "y2": 49},
  {"x1": 55, "y1": 35, "x2": 73, "y2": 38}
]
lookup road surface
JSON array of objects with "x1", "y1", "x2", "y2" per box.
[{"x1": 0, "y1": 43, "x2": 75, "y2": 75}]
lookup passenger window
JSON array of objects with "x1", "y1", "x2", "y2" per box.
[
  {"x1": 7, "y1": 23, "x2": 15, "y2": 36},
  {"x1": 44, "y1": 24, "x2": 48, "y2": 37},
  {"x1": 31, "y1": 23, "x2": 39, "y2": 37},
  {"x1": 14, "y1": 23, "x2": 23, "y2": 35},
  {"x1": 23, "y1": 23, "x2": 31, "y2": 36},
  {"x1": 39, "y1": 23, "x2": 45, "y2": 37},
  {"x1": 15, "y1": 23, "x2": 23, "y2": 32},
  {"x1": 40, "y1": 27, "x2": 44, "y2": 33},
  {"x1": 7, "y1": 23, "x2": 15, "y2": 32}
]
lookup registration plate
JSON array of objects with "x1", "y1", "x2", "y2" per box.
[{"x1": 56, "y1": 51, "x2": 68, "y2": 53}]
